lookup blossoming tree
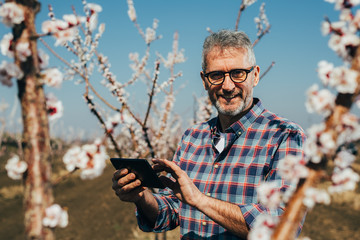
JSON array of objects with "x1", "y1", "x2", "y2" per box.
[
  {"x1": 247, "y1": 1, "x2": 360, "y2": 239},
  {"x1": 0, "y1": 0, "x2": 184, "y2": 239}
]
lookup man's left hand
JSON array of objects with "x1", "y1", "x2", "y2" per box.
[{"x1": 152, "y1": 158, "x2": 204, "y2": 208}]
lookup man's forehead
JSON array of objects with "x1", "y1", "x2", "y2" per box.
[{"x1": 208, "y1": 46, "x2": 248, "y2": 57}]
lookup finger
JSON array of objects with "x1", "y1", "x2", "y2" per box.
[
  {"x1": 116, "y1": 185, "x2": 146, "y2": 202},
  {"x1": 119, "y1": 178, "x2": 143, "y2": 193},
  {"x1": 117, "y1": 172, "x2": 137, "y2": 188},
  {"x1": 112, "y1": 168, "x2": 129, "y2": 182},
  {"x1": 153, "y1": 163, "x2": 173, "y2": 173},
  {"x1": 152, "y1": 159, "x2": 182, "y2": 179}
]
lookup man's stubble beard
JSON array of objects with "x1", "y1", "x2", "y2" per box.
[{"x1": 209, "y1": 89, "x2": 253, "y2": 117}]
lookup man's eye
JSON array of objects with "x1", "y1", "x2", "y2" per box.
[
  {"x1": 209, "y1": 72, "x2": 224, "y2": 80},
  {"x1": 231, "y1": 70, "x2": 245, "y2": 78}
]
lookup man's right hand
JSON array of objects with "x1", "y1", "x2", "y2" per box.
[
  {"x1": 112, "y1": 168, "x2": 159, "y2": 226},
  {"x1": 112, "y1": 168, "x2": 147, "y2": 203}
]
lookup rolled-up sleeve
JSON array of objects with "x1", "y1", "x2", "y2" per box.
[{"x1": 136, "y1": 189, "x2": 180, "y2": 232}]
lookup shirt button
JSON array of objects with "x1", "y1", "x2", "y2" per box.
[
  {"x1": 214, "y1": 164, "x2": 219, "y2": 169},
  {"x1": 202, "y1": 222, "x2": 207, "y2": 226},
  {"x1": 206, "y1": 193, "x2": 211, "y2": 197}
]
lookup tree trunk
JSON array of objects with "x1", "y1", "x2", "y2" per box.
[{"x1": 14, "y1": 1, "x2": 55, "y2": 239}]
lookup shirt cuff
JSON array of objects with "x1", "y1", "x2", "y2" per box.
[{"x1": 239, "y1": 203, "x2": 284, "y2": 229}]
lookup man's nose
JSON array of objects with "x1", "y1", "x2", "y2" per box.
[{"x1": 222, "y1": 73, "x2": 235, "y2": 91}]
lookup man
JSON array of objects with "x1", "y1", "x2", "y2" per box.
[{"x1": 112, "y1": 30, "x2": 306, "y2": 239}]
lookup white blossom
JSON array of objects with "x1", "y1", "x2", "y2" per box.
[
  {"x1": 85, "y1": 3, "x2": 102, "y2": 32},
  {"x1": 329, "y1": 168, "x2": 360, "y2": 193},
  {"x1": 98, "y1": 23, "x2": 105, "y2": 35},
  {"x1": 254, "y1": 3, "x2": 269, "y2": 37},
  {"x1": 0, "y1": 2, "x2": 25, "y2": 27},
  {"x1": 38, "y1": 49, "x2": 50, "y2": 69},
  {"x1": 16, "y1": 41, "x2": 31, "y2": 62},
  {"x1": 63, "y1": 14, "x2": 82, "y2": 26},
  {"x1": 104, "y1": 113, "x2": 121, "y2": 133},
  {"x1": 145, "y1": 27, "x2": 156, "y2": 45},
  {"x1": 45, "y1": 93, "x2": 63, "y2": 121},
  {"x1": 321, "y1": 21, "x2": 331, "y2": 36},
  {"x1": 41, "y1": 19, "x2": 78, "y2": 46},
  {"x1": 244, "y1": 0, "x2": 257, "y2": 7},
  {"x1": 121, "y1": 111, "x2": 136, "y2": 127},
  {"x1": 160, "y1": 50, "x2": 186, "y2": 69},
  {"x1": 352, "y1": 9, "x2": 360, "y2": 30},
  {"x1": 248, "y1": 213, "x2": 278, "y2": 240},
  {"x1": 0, "y1": 60, "x2": 24, "y2": 87},
  {"x1": 85, "y1": 3, "x2": 102, "y2": 13},
  {"x1": 88, "y1": 13, "x2": 99, "y2": 32},
  {"x1": 305, "y1": 84, "x2": 336, "y2": 117},
  {"x1": 63, "y1": 146, "x2": 88, "y2": 172},
  {"x1": 334, "y1": 149, "x2": 356, "y2": 169},
  {"x1": 326, "y1": 0, "x2": 360, "y2": 10},
  {"x1": 63, "y1": 139, "x2": 108, "y2": 180},
  {"x1": 5, "y1": 155, "x2": 27, "y2": 180},
  {"x1": 1, "y1": 32, "x2": 14, "y2": 58},
  {"x1": 278, "y1": 155, "x2": 309, "y2": 184},
  {"x1": 42, "y1": 204, "x2": 68, "y2": 228},
  {"x1": 317, "y1": 60, "x2": 334, "y2": 85},
  {"x1": 329, "y1": 32, "x2": 360, "y2": 61},
  {"x1": 257, "y1": 181, "x2": 282, "y2": 209},
  {"x1": 336, "y1": 113, "x2": 360, "y2": 145},
  {"x1": 41, "y1": 19, "x2": 68, "y2": 34},
  {"x1": 127, "y1": 0, "x2": 137, "y2": 22},
  {"x1": 304, "y1": 123, "x2": 336, "y2": 163},
  {"x1": 303, "y1": 187, "x2": 330, "y2": 209},
  {"x1": 319, "y1": 130, "x2": 336, "y2": 154},
  {"x1": 42, "y1": 68, "x2": 63, "y2": 88},
  {"x1": 331, "y1": 66, "x2": 358, "y2": 93},
  {"x1": 79, "y1": 139, "x2": 108, "y2": 180}
]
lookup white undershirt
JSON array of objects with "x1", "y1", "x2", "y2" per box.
[{"x1": 215, "y1": 132, "x2": 226, "y2": 153}]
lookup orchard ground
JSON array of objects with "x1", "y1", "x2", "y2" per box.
[{"x1": 0, "y1": 137, "x2": 359, "y2": 240}]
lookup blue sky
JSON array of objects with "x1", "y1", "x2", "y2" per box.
[{"x1": 0, "y1": 0, "x2": 344, "y2": 139}]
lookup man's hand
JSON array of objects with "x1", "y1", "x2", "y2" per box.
[
  {"x1": 111, "y1": 168, "x2": 147, "y2": 203},
  {"x1": 112, "y1": 168, "x2": 160, "y2": 226},
  {"x1": 152, "y1": 158, "x2": 204, "y2": 208}
]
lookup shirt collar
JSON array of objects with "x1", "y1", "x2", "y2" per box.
[{"x1": 210, "y1": 98, "x2": 264, "y2": 136}]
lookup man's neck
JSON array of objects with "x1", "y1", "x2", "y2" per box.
[
  {"x1": 218, "y1": 114, "x2": 241, "y2": 132},
  {"x1": 218, "y1": 102, "x2": 254, "y2": 132}
]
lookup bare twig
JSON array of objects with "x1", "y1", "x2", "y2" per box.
[
  {"x1": 142, "y1": 60, "x2": 161, "y2": 158},
  {"x1": 52, "y1": 168, "x2": 79, "y2": 186},
  {"x1": 84, "y1": 95, "x2": 122, "y2": 157},
  {"x1": 39, "y1": 38, "x2": 83, "y2": 76},
  {"x1": 143, "y1": 60, "x2": 161, "y2": 126},
  {"x1": 259, "y1": 61, "x2": 275, "y2": 80},
  {"x1": 235, "y1": 2, "x2": 246, "y2": 31}
]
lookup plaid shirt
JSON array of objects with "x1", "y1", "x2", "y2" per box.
[{"x1": 137, "y1": 98, "x2": 306, "y2": 239}]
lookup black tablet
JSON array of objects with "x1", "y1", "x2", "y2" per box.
[{"x1": 110, "y1": 158, "x2": 165, "y2": 189}]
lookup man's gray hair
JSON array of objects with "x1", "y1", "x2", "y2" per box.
[{"x1": 201, "y1": 30, "x2": 256, "y2": 72}]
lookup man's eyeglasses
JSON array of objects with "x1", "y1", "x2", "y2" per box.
[{"x1": 204, "y1": 66, "x2": 254, "y2": 85}]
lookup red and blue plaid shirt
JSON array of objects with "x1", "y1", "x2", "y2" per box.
[{"x1": 137, "y1": 98, "x2": 306, "y2": 239}]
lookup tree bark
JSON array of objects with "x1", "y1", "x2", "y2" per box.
[{"x1": 13, "y1": 1, "x2": 55, "y2": 239}]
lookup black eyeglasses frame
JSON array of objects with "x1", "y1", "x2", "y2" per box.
[{"x1": 204, "y1": 66, "x2": 255, "y2": 85}]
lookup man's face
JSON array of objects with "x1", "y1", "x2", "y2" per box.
[{"x1": 201, "y1": 46, "x2": 260, "y2": 118}]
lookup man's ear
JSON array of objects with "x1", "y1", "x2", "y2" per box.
[
  {"x1": 253, "y1": 65, "x2": 260, "y2": 87},
  {"x1": 201, "y1": 71, "x2": 209, "y2": 90}
]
